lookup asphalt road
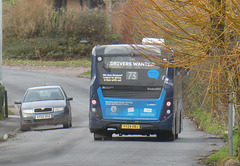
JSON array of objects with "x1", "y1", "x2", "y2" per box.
[{"x1": 0, "y1": 68, "x2": 224, "y2": 166}]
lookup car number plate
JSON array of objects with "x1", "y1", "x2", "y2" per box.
[
  {"x1": 121, "y1": 124, "x2": 141, "y2": 129},
  {"x1": 35, "y1": 114, "x2": 52, "y2": 119}
]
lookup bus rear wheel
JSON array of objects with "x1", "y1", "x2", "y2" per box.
[
  {"x1": 157, "y1": 132, "x2": 175, "y2": 141},
  {"x1": 168, "y1": 133, "x2": 175, "y2": 141},
  {"x1": 175, "y1": 133, "x2": 178, "y2": 139},
  {"x1": 93, "y1": 132, "x2": 112, "y2": 141}
]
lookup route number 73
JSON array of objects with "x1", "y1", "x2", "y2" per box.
[{"x1": 126, "y1": 71, "x2": 138, "y2": 80}]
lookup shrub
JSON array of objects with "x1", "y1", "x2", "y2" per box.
[
  {"x1": 3, "y1": 0, "x2": 119, "y2": 60},
  {"x1": 4, "y1": 37, "x2": 97, "y2": 60}
]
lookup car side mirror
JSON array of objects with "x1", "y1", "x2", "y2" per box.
[
  {"x1": 67, "y1": 97, "x2": 73, "y2": 101},
  {"x1": 14, "y1": 100, "x2": 22, "y2": 105}
]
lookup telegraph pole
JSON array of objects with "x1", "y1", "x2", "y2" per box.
[
  {"x1": 228, "y1": 95, "x2": 234, "y2": 156},
  {"x1": 0, "y1": 0, "x2": 3, "y2": 84}
]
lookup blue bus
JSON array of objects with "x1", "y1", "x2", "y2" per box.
[{"x1": 89, "y1": 44, "x2": 182, "y2": 141}]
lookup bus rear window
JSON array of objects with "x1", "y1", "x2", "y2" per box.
[{"x1": 97, "y1": 55, "x2": 166, "y2": 87}]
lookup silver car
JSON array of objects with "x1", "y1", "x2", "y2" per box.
[{"x1": 15, "y1": 86, "x2": 73, "y2": 131}]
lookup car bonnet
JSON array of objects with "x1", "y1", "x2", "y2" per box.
[{"x1": 21, "y1": 100, "x2": 66, "y2": 110}]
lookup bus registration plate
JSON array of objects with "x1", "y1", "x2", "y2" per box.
[{"x1": 121, "y1": 124, "x2": 141, "y2": 129}]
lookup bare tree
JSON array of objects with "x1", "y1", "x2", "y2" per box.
[{"x1": 126, "y1": 0, "x2": 240, "y2": 157}]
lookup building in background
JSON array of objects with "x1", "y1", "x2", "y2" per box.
[
  {"x1": 53, "y1": 0, "x2": 127, "y2": 42},
  {"x1": 80, "y1": 0, "x2": 105, "y2": 9}
]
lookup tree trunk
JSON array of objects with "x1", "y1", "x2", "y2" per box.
[{"x1": 54, "y1": 0, "x2": 67, "y2": 10}]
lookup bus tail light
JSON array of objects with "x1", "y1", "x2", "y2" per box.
[
  {"x1": 92, "y1": 99, "x2": 97, "y2": 105},
  {"x1": 166, "y1": 101, "x2": 171, "y2": 107}
]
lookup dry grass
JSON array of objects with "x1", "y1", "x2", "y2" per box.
[
  {"x1": 3, "y1": 0, "x2": 86, "y2": 38},
  {"x1": 3, "y1": 0, "x2": 53, "y2": 38}
]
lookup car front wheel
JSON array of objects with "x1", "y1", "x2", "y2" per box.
[
  {"x1": 63, "y1": 114, "x2": 72, "y2": 128},
  {"x1": 20, "y1": 124, "x2": 30, "y2": 131}
]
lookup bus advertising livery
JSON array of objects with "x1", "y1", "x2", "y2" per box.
[{"x1": 89, "y1": 44, "x2": 182, "y2": 141}]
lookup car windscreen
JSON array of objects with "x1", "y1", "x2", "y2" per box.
[
  {"x1": 24, "y1": 88, "x2": 64, "y2": 102},
  {"x1": 97, "y1": 54, "x2": 167, "y2": 87}
]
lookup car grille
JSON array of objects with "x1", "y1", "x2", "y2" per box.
[{"x1": 34, "y1": 107, "x2": 52, "y2": 112}]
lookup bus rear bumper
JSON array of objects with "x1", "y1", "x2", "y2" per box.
[{"x1": 89, "y1": 118, "x2": 173, "y2": 135}]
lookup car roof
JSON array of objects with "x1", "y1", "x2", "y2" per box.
[{"x1": 27, "y1": 86, "x2": 62, "y2": 90}]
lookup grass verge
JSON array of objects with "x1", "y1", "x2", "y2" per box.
[
  {"x1": 0, "y1": 107, "x2": 14, "y2": 120},
  {"x1": 0, "y1": 113, "x2": 4, "y2": 120},
  {"x1": 81, "y1": 70, "x2": 91, "y2": 78},
  {"x1": 186, "y1": 108, "x2": 239, "y2": 164},
  {"x1": 3, "y1": 59, "x2": 91, "y2": 67},
  {"x1": 207, "y1": 130, "x2": 239, "y2": 163}
]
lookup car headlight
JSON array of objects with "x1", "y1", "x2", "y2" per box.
[
  {"x1": 54, "y1": 107, "x2": 65, "y2": 112},
  {"x1": 22, "y1": 109, "x2": 34, "y2": 114}
]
